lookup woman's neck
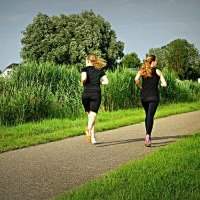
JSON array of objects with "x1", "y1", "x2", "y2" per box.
[{"x1": 86, "y1": 64, "x2": 94, "y2": 67}]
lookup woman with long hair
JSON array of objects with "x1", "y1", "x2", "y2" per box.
[
  {"x1": 81, "y1": 54, "x2": 109, "y2": 144},
  {"x1": 135, "y1": 55, "x2": 167, "y2": 147}
]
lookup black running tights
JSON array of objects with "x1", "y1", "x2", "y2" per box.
[{"x1": 141, "y1": 101, "x2": 159, "y2": 135}]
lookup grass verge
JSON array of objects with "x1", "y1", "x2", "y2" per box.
[{"x1": 0, "y1": 101, "x2": 200, "y2": 153}]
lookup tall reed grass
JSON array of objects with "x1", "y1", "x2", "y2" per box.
[
  {"x1": 0, "y1": 63, "x2": 199, "y2": 125},
  {"x1": 0, "y1": 62, "x2": 83, "y2": 125}
]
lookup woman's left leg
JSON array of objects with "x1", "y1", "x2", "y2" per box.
[
  {"x1": 88, "y1": 111, "x2": 97, "y2": 144},
  {"x1": 141, "y1": 101, "x2": 149, "y2": 134}
]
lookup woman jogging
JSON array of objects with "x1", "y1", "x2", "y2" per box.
[
  {"x1": 135, "y1": 55, "x2": 167, "y2": 147},
  {"x1": 81, "y1": 54, "x2": 108, "y2": 144}
]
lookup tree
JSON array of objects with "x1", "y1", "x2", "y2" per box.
[
  {"x1": 148, "y1": 39, "x2": 200, "y2": 80},
  {"x1": 21, "y1": 11, "x2": 124, "y2": 68},
  {"x1": 120, "y1": 52, "x2": 141, "y2": 69},
  {"x1": 165, "y1": 39, "x2": 200, "y2": 80}
]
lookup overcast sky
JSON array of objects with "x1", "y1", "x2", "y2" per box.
[{"x1": 0, "y1": 0, "x2": 200, "y2": 70}]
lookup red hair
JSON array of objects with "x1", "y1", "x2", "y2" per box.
[{"x1": 140, "y1": 55, "x2": 156, "y2": 78}]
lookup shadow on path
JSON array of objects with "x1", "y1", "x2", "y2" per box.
[{"x1": 96, "y1": 134, "x2": 187, "y2": 147}]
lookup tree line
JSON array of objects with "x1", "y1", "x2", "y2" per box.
[{"x1": 21, "y1": 10, "x2": 200, "y2": 80}]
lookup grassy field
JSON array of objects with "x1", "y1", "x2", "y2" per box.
[
  {"x1": 0, "y1": 101, "x2": 200, "y2": 153},
  {"x1": 55, "y1": 132, "x2": 200, "y2": 200}
]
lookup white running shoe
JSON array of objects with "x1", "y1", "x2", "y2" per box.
[{"x1": 91, "y1": 137, "x2": 97, "y2": 144}]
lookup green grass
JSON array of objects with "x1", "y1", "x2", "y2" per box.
[
  {"x1": 55, "y1": 133, "x2": 200, "y2": 200},
  {"x1": 0, "y1": 101, "x2": 200, "y2": 153}
]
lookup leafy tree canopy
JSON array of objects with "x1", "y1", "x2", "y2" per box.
[{"x1": 21, "y1": 10, "x2": 124, "y2": 68}]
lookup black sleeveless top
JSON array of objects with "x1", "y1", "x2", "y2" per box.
[
  {"x1": 141, "y1": 68, "x2": 160, "y2": 102},
  {"x1": 81, "y1": 66, "x2": 105, "y2": 93}
]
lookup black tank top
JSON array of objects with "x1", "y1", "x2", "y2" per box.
[
  {"x1": 141, "y1": 68, "x2": 160, "y2": 102},
  {"x1": 81, "y1": 66, "x2": 105, "y2": 93}
]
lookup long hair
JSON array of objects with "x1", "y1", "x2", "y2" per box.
[
  {"x1": 140, "y1": 55, "x2": 156, "y2": 78},
  {"x1": 87, "y1": 54, "x2": 107, "y2": 69}
]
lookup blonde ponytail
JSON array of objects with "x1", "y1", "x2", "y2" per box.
[{"x1": 87, "y1": 54, "x2": 107, "y2": 69}]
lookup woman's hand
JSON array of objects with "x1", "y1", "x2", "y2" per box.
[{"x1": 100, "y1": 75, "x2": 109, "y2": 85}]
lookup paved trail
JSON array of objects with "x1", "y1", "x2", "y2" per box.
[{"x1": 0, "y1": 111, "x2": 200, "y2": 200}]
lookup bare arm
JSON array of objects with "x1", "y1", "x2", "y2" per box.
[
  {"x1": 156, "y1": 69, "x2": 167, "y2": 87},
  {"x1": 80, "y1": 72, "x2": 87, "y2": 85},
  {"x1": 100, "y1": 75, "x2": 109, "y2": 85},
  {"x1": 134, "y1": 71, "x2": 142, "y2": 89}
]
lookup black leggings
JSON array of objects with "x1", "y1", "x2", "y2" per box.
[{"x1": 141, "y1": 101, "x2": 159, "y2": 135}]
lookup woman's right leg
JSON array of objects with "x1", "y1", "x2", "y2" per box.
[{"x1": 91, "y1": 117, "x2": 96, "y2": 138}]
